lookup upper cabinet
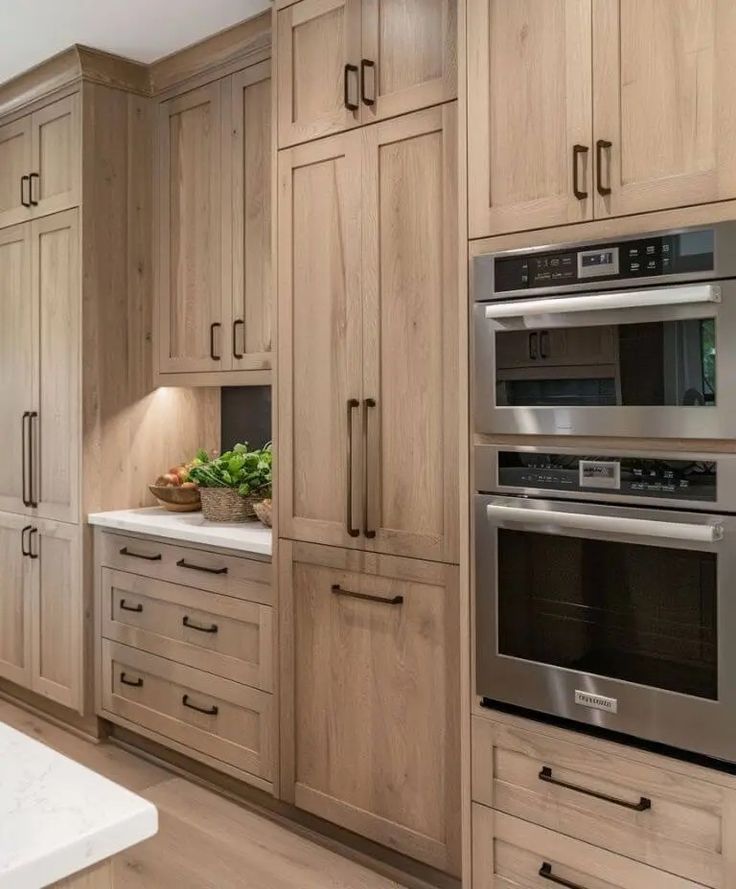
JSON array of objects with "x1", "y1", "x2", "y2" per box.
[
  {"x1": 0, "y1": 95, "x2": 80, "y2": 230},
  {"x1": 155, "y1": 62, "x2": 272, "y2": 385},
  {"x1": 468, "y1": 0, "x2": 736, "y2": 238},
  {"x1": 276, "y1": 0, "x2": 457, "y2": 148}
]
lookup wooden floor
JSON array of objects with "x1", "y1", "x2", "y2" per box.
[{"x1": 0, "y1": 699, "x2": 402, "y2": 889}]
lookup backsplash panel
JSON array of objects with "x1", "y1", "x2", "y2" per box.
[{"x1": 221, "y1": 386, "x2": 272, "y2": 452}]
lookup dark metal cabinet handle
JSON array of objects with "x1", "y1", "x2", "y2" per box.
[
  {"x1": 120, "y1": 672, "x2": 144, "y2": 687},
  {"x1": 596, "y1": 139, "x2": 612, "y2": 196},
  {"x1": 182, "y1": 615, "x2": 218, "y2": 634},
  {"x1": 119, "y1": 599, "x2": 143, "y2": 613},
  {"x1": 572, "y1": 144, "x2": 589, "y2": 200},
  {"x1": 182, "y1": 694, "x2": 218, "y2": 716},
  {"x1": 528, "y1": 332, "x2": 538, "y2": 360},
  {"x1": 29, "y1": 172, "x2": 40, "y2": 206},
  {"x1": 119, "y1": 546, "x2": 162, "y2": 561},
  {"x1": 539, "y1": 862, "x2": 588, "y2": 889},
  {"x1": 539, "y1": 766, "x2": 651, "y2": 811},
  {"x1": 331, "y1": 584, "x2": 403, "y2": 606},
  {"x1": 176, "y1": 558, "x2": 228, "y2": 575},
  {"x1": 210, "y1": 322, "x2": 222, "y2": 361},
  {"x1": 20, "y1": 175, "x2": 31, "y2": 207},
  {"x1": 360, "y1": 59, "x2": 376, "y2": 106},
  {"x1": 21, "y1": 525, "x2": 32, "y2": 557},
  {"x1": 28, "y1": 528, "x2": 38, "y2": 559},
  {"x1": 540, "y1": 330, "x2": 550, "y2": 359},
  {"x1": 346, "y1": 399, "x2": 360, "y2": 537},
  {"x1": 28, "y1": 411, "x2": 38, "y2": 508},
  {"x1": 344, "y1": 63, "x2": 359, "y2": 111},
  {"x1": 363, "y1": 398, "x2": 376, "y2": 538},
  {"x1": 22, "y1": 412, "x2": 31, "y2": 506},
  {"x1": 233, "y1": 319, "x2": 245, "y2": 359}
]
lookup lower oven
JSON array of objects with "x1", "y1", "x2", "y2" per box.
[{"x1": 474, "y1": 446, "x2": 736, "y2": 763}]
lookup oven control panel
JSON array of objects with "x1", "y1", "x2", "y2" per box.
[
  {"x1": 497, "y1": 452, "x2": 717, "y2": 502},
  {"x1": 492, "y1": 228, "x2": 715, "y2": 293}
]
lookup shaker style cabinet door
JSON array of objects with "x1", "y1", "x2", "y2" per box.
[
  {"x1": 230, "y1": 62, "x2": 273, "y2": 373},
  {"x1": 157, "y1": 83, "x2": 231, "y2": 374},
  {"x1": 276, "y1": 0, "x2": 362, "y2": 148},
  {"x1": 361, "y1": 105, "x2": 459, "y2": 562},
  {"x1": 29, "y1": 94, "x2": 80, "y2": 218},
  {"x1": 0, "y1": 117, "x2": 32, "y2": 228},
  {"x1": 593, "y1": 0, "x2": 736, "y2": 217},
  {"x1": 360, "y1": 0, "x2": 457, "y2": 123},
  {"x1": 280, "y1": 541, "x2": 461, "y2": 875},
  {"x1": 0, "y1": 513, "x2": 32, "y2": 688},
  {"x1": 0, "y1": 225, "x2": 33, "y2": 516},
  {"x1": 467, "y1": 0, "x2": 593, "y2": 238},
  {"x1": 277, "y1": 132, "x2": 364, "y2": 549}
]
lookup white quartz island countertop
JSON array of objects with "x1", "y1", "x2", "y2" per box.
[
  {"x1": 0, "y1": 721, "x2": 157, "y2": 888},
  {"x1": 88, "y1": 507, "x2": 272, "y2": 557}
]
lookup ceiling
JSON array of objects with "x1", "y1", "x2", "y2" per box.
[{"x1": 0, "y1": 0, "x2": 270, "y2": 84}]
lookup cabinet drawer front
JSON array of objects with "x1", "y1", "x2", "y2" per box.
[
  {"x1": 101, "y1": 569, "x2": 272, "y2": 691},
  {"x1": 473, "y1": 806, "x2": 707, "y2": 889},
  {"x1": 101, "y1": 641, "x2": 272, "y2": 780},
  {"x1": 98, "y1": 532, "x2": 271, "y2": 604},
  {"x1": 473, "y1": 717, "x2": 728, "y2": 887}
]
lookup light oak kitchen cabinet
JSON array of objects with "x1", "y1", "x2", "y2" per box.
[
  {"x1": 279, "y1": 540, "x2": 461, "y2": 874},
  {"x1": 468, "y1": 0, "x2": 736, "y2": 238},
  {"x1": 155, "y1": 60, "x2": 272, "y2": 385},
  {"x1": 276, "y1": 0, "x2": 456, "y2": 147},
  {"x1": 278, "y1": 103, "x2": 458, "y2": 563}
]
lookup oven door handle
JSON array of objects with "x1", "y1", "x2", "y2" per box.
[
  {"x1": 484, "y1": 284, "x2": 721, "y2": 320},
  {"x1": 486, "y1": 504, "x2": 723, "y2": 544}
]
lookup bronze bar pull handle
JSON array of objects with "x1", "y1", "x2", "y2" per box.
[
  {"x1": 331, "y1": 584, "x2": 403, "y2": 606},
  {"x1": 539, "y1": 863, "x2": 589, "y2": 889},
  {"x1": 119, "y1": 599, "x2": 143, "y2": 613},
  {"x1": 344, "y1": 64, "x2": 359, "y2": 111},
  {"x1": 120, "y1": 672, "x2": 143, "y2": 688},
  {"x1": 182, "y1": 694, "x2": 218, "y2": 716},
  {"x1": 20, "y1": 175, "x2": 31, "y2": 208},
  {"x1": 29, "y1": 173, "x2": 40, "y2": 206},
  {"x1": 182, "y1": 615, "x2": 218, "y2": 634},
  {"x1": 233, "y1": 319, "x2": 245, "y2": 359},
  {"x1": 360, "y1": 59, "x2": 376, "y2": 106},
  {"x1": 21, "y1": 525, "x2": 32, "y2": 557},
  {"x1": 363, "y1": 398, "x2": 376, "y2": 538},
  {"x1": 28, "y1": 411, "x2": 38, "y2": 508},
  {"x1": 21, "y1": 412, "x2": 31, "y2": 506},
  {"x1": 596, "y1": 139, "x2": 612, "y2": 196},
  {"x1": 28, "y1": 528, "x2": 38, "y2": 559},
  {"x1": 539, "y1": 766, "x2": 651, "y2": 811},
  {"x1": 572, "y1": 144, "x2": 589, "y2": 200},
  {"x1": 210, "y1": 322, "x2": 222, "y2": 361},
  {"x1": 176, "y1": 558, "x2": 227, "y2": 575},
  {"x1": 346, "y1": 399, "x2": 360, "y2": 537},
  {"x1": 119, "y1": 547, "x2": 162, "y2": 561}
]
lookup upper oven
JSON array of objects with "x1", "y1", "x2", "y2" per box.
[{"x1": 473, "y1": 222, "x2": 736, "y2": 439}]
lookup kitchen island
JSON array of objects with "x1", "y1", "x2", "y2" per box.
[{"x1": 0, "y1": 720, "x2": 157, "y2": 888}]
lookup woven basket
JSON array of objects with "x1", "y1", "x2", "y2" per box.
[{"x1": 199, "y1": 487, "x2": 258, "y2": 523}]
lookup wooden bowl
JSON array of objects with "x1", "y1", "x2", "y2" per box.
[
  {"x1": 149, "y1": 485, "x2": 201, "y2": 512},
  {"x1": 253, "y1": 499, "x2": 272, "y2": 528}
]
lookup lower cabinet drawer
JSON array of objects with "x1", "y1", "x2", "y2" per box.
[
  {"x1": 101, "y1": 568, "x2": 273, "y2": 691},
  {"x1": 473, "y1": 805, "x2": 708, "y2": 889},
  {"x1": 472, "y1": 716, "x2": 731, "y2": 887},
  {"x1": 101, "y1": 641, "x2": 273, "y2": 782}
]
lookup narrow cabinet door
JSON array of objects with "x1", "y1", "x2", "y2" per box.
[
  {"x1": 230, "y1": 61, "x2": 272, "y2": 372},
  {"x1": 360, "y1": 0, "x2": 457, "y2": 123},
  {"x1": 32, "y1": 210, "x2": 80, "y2": 524},
  {"x1": 0, "y1": 116, "x2": 32, "y2": 228},
  {"x1": 361, "y1": 105, "x2": 459, "y2": 563},
  {"x1": 280, "y1": 541, "x2": 461, "y2": 875},
  {"x1": 277, "y1": 132, "x2": 364, "y2": 549},
  {"x1": 467, "y1": 0, "x2": 593, "y2": 238},
  {"x1": 157, "y1": 83, "x2": 231, "y2": 373},
  {"x1": 276, "y1": 0, "x2": 362, "y2": 148},
  {"x1": 29, "y1": 94, "x2": 80, "y2": 217},
  {"x1": 30, "y1": 519, "x2": 83, "y2": 712},
  {"x1": 593, "y1": 0, "x2": 736, "y2": 217},
  {"x1": 0, "y1": 513, "x2": 32, "y2": 688},
  {"x1": 0, "y1": 225, "x2": 33, "y2": 516}
]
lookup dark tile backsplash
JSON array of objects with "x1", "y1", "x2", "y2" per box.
[{"x1": 221, "y1": 386, "x2": 272, "y2": 452}]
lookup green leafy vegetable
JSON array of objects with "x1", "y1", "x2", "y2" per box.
[{"x1": 188, "y1": 443, "x2": 272, "y2": 498}]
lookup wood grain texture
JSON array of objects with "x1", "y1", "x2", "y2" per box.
[
  {"x1": 30, "y1": 93, "x2": 81, "y2": 217},
  {"x1": 467, "y1": 0, "x2": 594, "y2": 237},
  {"x1": 51, "y1": 860, "x2": 114, "y2": 889},
  {"x1": 0, "y1": 116, "x2": 32, "y2": 227},
  {"x1": 0, "y1": 513, "x2": 32, "y2": 688}
]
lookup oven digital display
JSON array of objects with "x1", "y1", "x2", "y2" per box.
[
  {"x1": 578, "y1": 247, "x2": 619, "y2": 278},
  {"x1": 581, "y1": 250, "x2": 615, "y2": 267}
]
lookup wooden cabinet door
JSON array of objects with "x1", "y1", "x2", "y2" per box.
[
  {"x1": 360, "y1": 0, "x2": 457, "y2": 123},
  {"x1": 0, "y1": 116, "x2": 32, "y2": 228},
  {"x1": 593, "y1": 0, "x2": 736, "y2": 217},
  {"x1": 361, "y1": 105, "x2": 459, "y2": 563},
  {"x1": 157, "y1": 83, "x2": 231, "y2": 374},
  {"x1": 32, "y1": 210, "x2": 80, "y2": 524},
  {"x1": 29, "y1": 95, "x2": 80, "y2": 217},
  {"x1": 30, "y1": 519, "x2": 82, "y2": 712},
  {"x1": 280, "y1": 541, "x2": 461, "y2": 875},
  {"x1": 0, "y1": 225, "x2": 33, "y2": 516},
  {"x1": 277, "y1": 132, "x2": 363, "y2": 549},
  {"x1": 276, "y1": 0, "x2": 362, "y2": 147},
  {"x1": 230, "y1": 62, "x2": 273, "y2": 373},
  {"x1": 0, "y1": 513, "x2": 32, "y2": 688},
  {"x1": 467, "y1": 0, "x2": 593, "y2": 238}
]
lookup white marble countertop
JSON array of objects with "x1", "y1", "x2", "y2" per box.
[
  {"x1": 0, "y1": 722, "x2": 157, "y2": 888},
  {"x1": 87, "y1": 507, "x2": 272, "y2": 557}
]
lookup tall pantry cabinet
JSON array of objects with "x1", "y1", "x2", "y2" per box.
[{"x1": 274, "y1": 0, "x2": 461, "y2": 875}]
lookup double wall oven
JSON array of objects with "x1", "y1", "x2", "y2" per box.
[{"x1": 472, "y1": 223, "x2": 736, "y2": 763}]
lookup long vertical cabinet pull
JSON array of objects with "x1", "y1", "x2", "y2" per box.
[
  {"x1": 344, "y1": 64, "x2": 359, "y2": 111},
  {"x1": 346, "y1": 399, "x2": 360, "y2": 537},
  {"x1": 21, "y1": 525, "x2": 32, "y2": 557},
  {"x1": 596, "y1": 140, "x2": 612, "y2": 196},
  {"x1": 363, "y1": 398, "x2": 376, "y2": 538},
  {"x1": 29, "y1": 173, "x2": 40, "y2": 206},
  {"x1": 572, "y1": 144, "x2": 589, "y2": 200},
  {"x1": 21, "y1": 412, "x2": 31, "y2": 506},
  {"x1": 28, "y1": 411, "x2": 38, "y2": 508},
  {"x1": 20, "y1": 175, "x2": 31, "y2": 208},
  {"x1": 360, "y1": 60, "x2": 376, "y2": 107}
]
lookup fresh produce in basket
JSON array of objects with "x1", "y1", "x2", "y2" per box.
[{"x1": 187, "y1": 443, "x2": 272, "y2": 497}]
